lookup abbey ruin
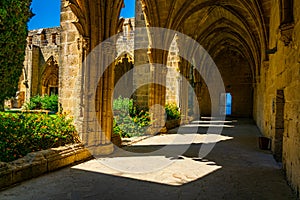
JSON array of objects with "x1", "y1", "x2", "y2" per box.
[{"x1": 8, "y1": 0, "x2": 300, "y2": 196}]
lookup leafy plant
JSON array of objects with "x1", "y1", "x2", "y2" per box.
[
  {"x1": 41, "y1": 94, "x2": 58, "y2": 112},
  {"x1": 165, "y1": 103, "x2": 181, "y2": 120},
  {"x1": 113, "y1": 97, "x2": 151, "y2": 138},
  {"x1": 0, "y1": 112, "x2": 79, "y2": 162},
  {"x1": 23, "y1": 94, "x2": 58, "y2": 112}
]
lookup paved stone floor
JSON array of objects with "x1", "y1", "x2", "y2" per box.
[{"x1": 0, "y1": 119, "x2": 297, "y2": 200}]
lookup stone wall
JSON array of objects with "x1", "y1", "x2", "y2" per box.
[
  {"x1": 10, "y1": 27, "x2": 61, "y2": 107},
  {"x1": 198, "y1": 50, "x2": 253, "y2": 117},
  {"x1": 59, "y1": 0, "x2": 83, "y2": 134},
  {"x1": 166, "y1": 36, "x2": 181, "y2": 106},
  {"x1": 0, "y1": 144, "x2": 92, "y2": 189},
  {"x1": 254, "y1": 0, "x2": 300, "y2": 196},
  {"x1": 215, "y1": 51, "x2": 253, "y2": 117}
]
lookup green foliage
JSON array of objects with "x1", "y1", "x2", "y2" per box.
[
  {"x1": 113, "y1": 97, "x2": 151, "y2": 138},
  {"x1": 0, "y1": 0, "x2": 33, "y2": 110},
  {"x1": 165, "y1": 103, "x2": 181, "y2": 120},
  {"x1": 0, "y1": 112, "x2": 79, "y2": 162},
  {"x1": 24, "y1": 94, "x2": 58, "y2": 112}
]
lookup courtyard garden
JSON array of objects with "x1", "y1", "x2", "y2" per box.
[
  {"x1": 0, "y1": 112, "x2": 79, "y2": 162},
  {"x1": 0, "y1": 94, "x2": 79, "y2": 162},
  {"x1": 1, "y1": 95, "x2": 181, "y2": 163}
]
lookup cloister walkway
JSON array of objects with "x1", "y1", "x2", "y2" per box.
[{"x1": 0, "y1": 119, "x2": 297, "y2": 199}]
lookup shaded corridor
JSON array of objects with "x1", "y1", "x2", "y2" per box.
[{"x1": 0, "y1": 119, "x2": 296, "y2": 200}]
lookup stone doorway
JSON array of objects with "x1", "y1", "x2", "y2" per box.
[
  {"x1": 273, "y1": 89, "x2": 285, "y2": 163},
  {"x1": 41, "y1": 57, "x2": 59, "y2": 96}
]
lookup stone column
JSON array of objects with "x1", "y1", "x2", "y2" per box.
[
  {"x1": 179, "y1": 59, "x2": 190, "y2": 124},
  {"x1": 147, "y1": 48, "x2": 169, "y2": 134},
  {"x1": 61, "y1": 0, "x2": 123, "y2": 155},
  {"x1": 133, "y1": 0, "x2": 150, "y2": 109},
  {"x1": 193, "y1": 68, "x2": 202, "y2": 118}
]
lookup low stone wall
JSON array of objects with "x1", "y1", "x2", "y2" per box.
[
  {"x1": 0, "y1": 143, "x2": 92, "y2": 189},
  {"x1": 165, "y1": 119, "x2": 181, "y2": 130}
]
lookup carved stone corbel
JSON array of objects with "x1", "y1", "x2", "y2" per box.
[
  {"x1": 279, "y1": 23, "x2": 294, "y2": 46},
  {"x1": 82, "y1": 37, "x2": 90, "y2": 51},
  {"x1": 77, "y1": 37, "x2": 90, "y2": 51}
]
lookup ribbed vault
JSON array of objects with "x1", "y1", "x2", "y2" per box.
[
  {"x1": 139, "y1": 0, "x2": 272, "y2": 116},
  {"x1": 141, "y1": 0, "x2": 271, "y2": 82}
]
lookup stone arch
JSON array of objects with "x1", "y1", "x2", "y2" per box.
[
  {"x1": 114, "y1": 53, "x2": 134, "y2": 98},
  {"x1": 41, "y1": 56, "x2": 59, "y2": 96}
]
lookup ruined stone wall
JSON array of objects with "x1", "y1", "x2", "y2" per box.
[
  {"x1": 18, "y1": 28, "x2": 60, "y2": 105},
  {"x1": 254, "y1": 0, "x2": 300, "y2": 196}
]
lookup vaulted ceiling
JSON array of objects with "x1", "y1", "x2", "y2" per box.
[
  {"x1": 141, "y1": 0, "x2": 273, "y2": 82},
  {"x1": 68, "y1": 0, "x2": 275, "y2": 83}
]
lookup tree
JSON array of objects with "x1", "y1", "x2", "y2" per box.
[{"x1": 0, "y1": 0, "x2": 33, "y2": 110}]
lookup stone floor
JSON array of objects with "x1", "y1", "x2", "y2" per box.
[{"x1": 0, "y1": 118, "x2": 297, "y2": 200}]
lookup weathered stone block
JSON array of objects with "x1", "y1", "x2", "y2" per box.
[
  {"x1": 72, "y1": 144, "x2": 92, "y2": 162},
  {"x1": 0, "y1": 162, "x2": 13, "y2": 189},
  {"x1": 26, "y1": 152, "x2": 47, "y2": 178},
  {"x1": 42, "y1": 146, "x2": 76, "y2": 171},
  {"x1": 11, "y1": 159, "x2": 33, "y2": 184}
]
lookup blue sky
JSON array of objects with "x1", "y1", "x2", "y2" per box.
[{"x1": 28, "y1": 0, "x2": 135, "y2": 30}]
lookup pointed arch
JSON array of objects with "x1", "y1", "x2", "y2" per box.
[{"x1": 41, "y1": 56, "x2": 59, "y2": 96}]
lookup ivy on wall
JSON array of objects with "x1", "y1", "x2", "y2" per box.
[{"x1": 0, "y1": 0, "x2": 33, "y2": 110}]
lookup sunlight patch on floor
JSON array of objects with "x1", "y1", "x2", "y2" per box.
[
  {"x1": 182, "y1": 124, "x2": 235, "y2": 128},
  {"x1": 191, "y1": 120, "x2": 233, "y2": 124},
  {"x1": 72, "y1": 157, "x2": 222, "y2": 186},
  {"x1": 133, "y1": 133, "x2": 233, "y2": 146}
]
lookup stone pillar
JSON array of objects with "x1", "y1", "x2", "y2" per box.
[
  {"x1": 133, "y1": 0, "x2": 150, "y2": 109},
  {"x1": 60, "y1": 0, "x2": 123, "y2": 155},
  {"x1": 179, "y1": 59, "x2": 190, "y2": 124},
  {"x1": 60, "y1": 0, "x2": 83, "y2": 133},
  {"x1": 147, "y1": 48, "x2": 169, "y2": 133},
  {"x1": 193, "y1": 68, "x2": 202, "y2": 118},
  {"x1": 166, "y1": 36, "x2": 180, "y2": 106}
]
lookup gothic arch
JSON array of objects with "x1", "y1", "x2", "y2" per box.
[
  {"x1": 41, "y1": 56, "x2": 59, "y2": 95},
  {"x1": 114, "y1": 53, "x2": 134, "y2": 98}
]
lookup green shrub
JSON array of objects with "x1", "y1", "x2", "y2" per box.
[
  {"x1": 41, "y1": 94, "x2": 58, "y2": 112},
  {"x1": 113, "y1": 97, "x2": 151, "y2": 138},
  {"x1": 0, "y1": 112, "x2": 79, "y2": 162},
  {"x1": 25, "y1": 95, "x2": 42, "y2": 110},
  {"x1": 165, "y1": 103, "x2": 181, "y2": 120},
  {"x1": 24, "y1": 94, "x2": 58, "y2": 112}
]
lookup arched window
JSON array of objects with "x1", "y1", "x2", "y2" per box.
[
  {"x1": 281, "y1": 0, "x2": 294, "y2": 24},
  {"x1": 41, "y1": 57, "x2": 59, "y2": 96}
]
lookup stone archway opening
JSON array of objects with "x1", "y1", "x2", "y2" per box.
[
  {"x1": 41, "y1": 56, "x2": 59, "y2": 96},
  {"x1": 114, "y1": 53, "x2": 134, "y2": 99}
]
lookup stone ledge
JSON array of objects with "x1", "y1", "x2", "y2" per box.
[
  {"x1": 0, "y1": 143, "x2": 92, "y2": 189},
  {"x1": 165, "y1": 119, "x2": 181, "y2": 130}
]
